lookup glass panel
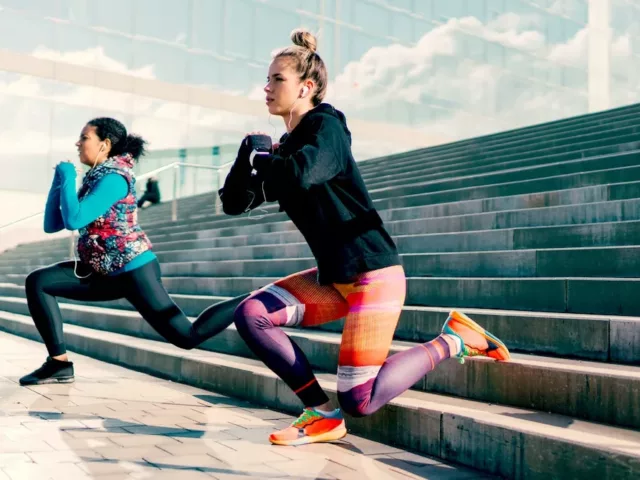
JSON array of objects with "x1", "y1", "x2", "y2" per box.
[
  {"x1": 354, "y1": 0, "x2": 390, "y2": 36},
  {"x1": 413, "y1": 1, "x2": 434, "y2": 21},
  {"x1": 131, "y1": 115, "x2": 188, "y2": 150},
  {"x1": 391, "y1": 12, "x2": 414, "y2": 44},
  {"x1": 55, "y1": 22, "x2": 100, "y2": 67},
  {"x1": 466, "y1": 0, "x2": 487, "y2": 23},
  {"x1": 267, "y1": 0, "x2": 301, "y2": 10},
  {"x1": 0, "y1": 87, "x2": 54, "y2": 193},
  {"x1": 224, "y1": 0, "x2": 255, "y2": 58},
  {"x1": 349, "y1": 29, "x2": 387, "y2": 62},
  {"x1": 390, "y1": 0, "x2": 414, "y2": 11},
  {"x1": 299, "y1": 0, "x2": 321, "y2": 14},
  {"x1": 97, "y1": 32, "x2": 135, "y2": 75},
  {"x1": 434, "y1": 0, "x2": 466, "y2": 21},
  {"x1": 88, "y1": 0, "x2": 134, "y2": 34},
  {"x1": 188, "y1": 54, "x2": 224, "y2": 89},
  {"x1": 219, "y1": 60, "x2": 262, "y2": 96},
  {"x1": 50, "y1": 102, "x2": 99, "y2": 158},
  {"x1": 323, "y1": 0, "x2": 337, "y2": 18},
  {"x1": 413, "y1": 18, "x2": 432, "y2": 43},
  {"x1": 134, "y1": 0, "x2": 189, "y2": 45},
  {"x1": 254, "y1": 4, "x2": 296, "y2": 61},
  {"x1": 339, "y1": 0, "x2": 356, "y2": 25},
  {"x1": 0, "y1": 9, "x2": 56, "y2": 54},
  {"x1": 0, "y1": 0, "x2": 61, "y2": 17},
  {"x1": 92, "y1": 87, "x2": 134, "y2": 116},
  {"x1": 191, "y1": 0, "x2": 224, "y2": 54},
  {"x1": 60, "y1": 0, "x2": 90, "y2": 25},
  {"x1": 319, "y1": 21, "x2": 336, "y2": 79},
  {"x1": 132, "y1": 40, "x2": 188, "y2": 83}
]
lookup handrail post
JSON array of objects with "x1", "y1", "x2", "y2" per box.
[
  {"x1": 171, "y1": 164, "x2": 181, "y2": 222},
  {"x1": 215, "y1": 167, "x2": 223, "y2": 215}
]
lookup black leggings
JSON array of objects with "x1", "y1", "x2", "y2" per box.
[{"x1": 25, "y1": 259, "x2": 247, "y2": 357}]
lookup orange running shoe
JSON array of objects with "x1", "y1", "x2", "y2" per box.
[
  {"x1": 269, "y1": 408, "x2": 347, "y2": 446},
  {"x1": 442, "y1": 310, "x2": 511, "y2": 363}
]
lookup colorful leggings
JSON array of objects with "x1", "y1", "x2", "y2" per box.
[{"x1": 233, "y1": 265, "x2": 453, "y2": 417}]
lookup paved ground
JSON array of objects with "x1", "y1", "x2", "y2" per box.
[{"x1": 0, "y1": 332, "x2": 495, "y2": 480}]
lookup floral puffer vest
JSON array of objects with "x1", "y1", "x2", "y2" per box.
[{"x1": 76, "y1": 154, "x2": 152, "y2": 275}]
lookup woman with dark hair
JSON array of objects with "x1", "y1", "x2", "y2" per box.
[
  {"x1": 221, "y1": 31, "x2": 511, "y2": 446},
  {"x1": 20, "y1": 117, "x2": 246, "y2": 386}
]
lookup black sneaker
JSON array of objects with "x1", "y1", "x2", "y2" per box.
[{"x1": 19, "y1": 357, "x2": 75, "y2": 386}]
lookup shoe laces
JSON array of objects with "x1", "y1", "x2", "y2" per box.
[
  {"x1": 456, "y1": 345, "x2": 485, "y2": 365},
  {"x1": 291, "y1": 409, "x2": 320, "y2": 428}
]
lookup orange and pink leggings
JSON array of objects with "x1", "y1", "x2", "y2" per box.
[{"x1": 233, "y1": 265, "x2": 453, "y2": 417}]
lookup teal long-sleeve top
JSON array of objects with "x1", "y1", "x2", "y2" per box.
[{"x1": 44, "y1": 162, "x2": 155, "y2": 275}]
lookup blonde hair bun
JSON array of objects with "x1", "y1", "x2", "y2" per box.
[{"x1": 291, "y1": 29, "x2": 317, "y2": 53}]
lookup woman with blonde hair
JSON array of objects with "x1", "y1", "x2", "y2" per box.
[{"x1": 221, "y1": 30, "x2": 510, "y2": 446}]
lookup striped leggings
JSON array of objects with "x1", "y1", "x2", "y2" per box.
[{"x1": 233, "y1": 265, "x2": 453, "y2": 417}]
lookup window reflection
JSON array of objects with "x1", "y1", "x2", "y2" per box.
[
  {"x1": 1, "y1": 0, "x2": 640, "y2": 196},
  {"x1": 224, "y1": 0, "x2": 254, "y2": 59},
  {"x1": 134, "y1": 0, "x2": 188, "y2": 44},
  {"x1": 132, "y1": 40, "x2": 187, "y2": 83},
  {"x1": 191, "y1": 0, "x2": 224, "y2": 54},
  {"x1": 0, "y1": 9, "x2": 55, "y2": 53},
  {"x1": 88, "y1": 0, "x2": 133, "y2": 34}
]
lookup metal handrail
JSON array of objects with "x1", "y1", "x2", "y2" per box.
[
  {"x1": 0, "y1": 161, "x2": 235, "y2": 232},
  {"x1": 0, "y1": 211, "x2": 45, "y2": 231}
]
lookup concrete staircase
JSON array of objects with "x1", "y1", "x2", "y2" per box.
[{"x1": 1, "y1": 103, "x2": 640, "y2": 479}]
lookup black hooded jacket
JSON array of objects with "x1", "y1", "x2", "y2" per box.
[{"x1": 219, "y1": 103, "x2": 400, "y2": 284}]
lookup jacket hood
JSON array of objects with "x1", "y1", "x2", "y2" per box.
[{"x1": 307, "y1": 103, "x2": 351, "y2": 144}]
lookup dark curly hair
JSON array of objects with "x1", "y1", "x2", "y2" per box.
[{"x1": 87, "y1": 117, "x2": 147, "y2": 160}]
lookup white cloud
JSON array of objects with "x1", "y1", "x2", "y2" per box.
[
  {"x1": 612, "y1": 33, "x2": 632, "y2": 57},
  {"x1": 547, "y1": 27, "x2": 588, "y2": 65},
  {"x1": 32, "y1": 45, "x2": 156, "y2": 79}
]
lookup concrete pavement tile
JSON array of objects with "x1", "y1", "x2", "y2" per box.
[
  {"x1": 27, "y1": 449, "x2": 104, "y2": 465},
  {"x1": 214, "y1": 439, "x2": 291, "y2": 465},
  {"x1": 108, "y1": 433, "x2": 182, "y2": 448},
  {"x1": 2, "y1": 462, "x2": 90, "y2": 480},
  {"x1": 0, "y1": 439, "x2": 54, "y2": 454},
  {"x1": 94, "y1": 445, "x2": 172, "y2": 462},
  {"x1": 62, "y1": 427, "x2": 130, "y2": 439},
  {"x1": 43, "y1": 433, "x2": 119, "y2": 451},
  {"x1": 0, "y1": 453, "x2": 33, "y2": 468},
  {"x1": 264, "y1": 458, "x2": 339, "y2": 479},
  {"x1": 206, "y1": 463, "x2": 290, "y2": 480},
  {"x1": 131, "y1": 470, "x2": 214, "y2": 479}
]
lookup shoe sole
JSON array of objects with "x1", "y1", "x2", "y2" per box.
[
  {"x1": 449, "y1": 310, "x2": 511, "y2": 361},
  {"x1": 269, "y1": 427, "x2": 348, "y2": 446},
  {"x1": 20, "y1": 377, "x2": 75, "y2": 386}
]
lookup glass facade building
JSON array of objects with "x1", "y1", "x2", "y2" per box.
[{"x1": 0, "y1": 0, "x2": 638, "y2": 203}]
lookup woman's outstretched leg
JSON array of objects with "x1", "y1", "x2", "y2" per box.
[{"x1": 124, "y1": 260, "x2": 248, "y2": 349}]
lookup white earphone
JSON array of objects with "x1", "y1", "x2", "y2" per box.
[{"x1": 300, "y1": 86, "x2": 309, "y2": 98}]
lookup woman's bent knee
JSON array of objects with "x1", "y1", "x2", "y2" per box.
[
  {"x1": 233, "y1": 298, "x2": 272, "y2": 335},
  {"x1": 337, "y1": 391, "x2": 370, "y2": 418},
  {"x1": 25, "y1": 268, "x2": 47, "y2": 296}
]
